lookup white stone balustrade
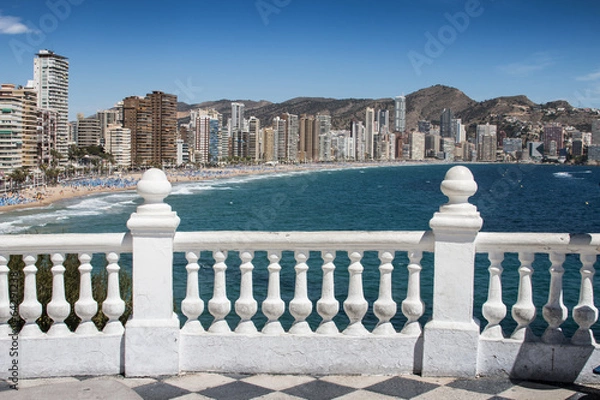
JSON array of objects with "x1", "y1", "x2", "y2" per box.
[
  {"x1": 481, "y1": 252, "x2": 506, "y2": 339},
  {"x1": 1, "y1": 167, "x2": 600, "y2": 383},
  {"x1": 181, "y1": 251, "x2": 204, "y2": 333},
  {"x1": 401, "y1": 250, "x2": 424, "y2": 336},
  {"x1": 316, "y1": 250, "x2": 338, "y2": 334},
  {"x1": 289, "y1": 251, "x2": 312, "y2": 334},
  {"x1": 235, "y1": 251, "x2": 258, "y2": 334},
  {"x1": 372, "y1": 251, "x2": 396, "y2": 335},
  {"x1": 47, "y1": 253, "x2": 70, "y2": 336},
  {"x1": 262, "y1": 251, "x2": 285, "y2": 334},
  {"x1": 208, "y1": 250, "x2": 231, "y2": 333},
  {"x1": 572, "y1": 253, "x2": 598, "y2": 345}
]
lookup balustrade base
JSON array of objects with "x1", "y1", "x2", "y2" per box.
[
  {"x1": 124, "y1": 315, "x2": 180, "y2": 377},
  {"x1": 422, "y1": 320, "x2": 480, "y2": 377},
  {"x1": 478, "y1": 339, "x2": 600, "y2": 384},
  {"x1": 0, "y1": 333, "x2": 123, "y2": 378},
  {"x1": 180, "y1": 332, "x2": 422, "y2": 375}
]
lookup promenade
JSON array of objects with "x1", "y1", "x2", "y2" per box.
[{"x1": 3, "y1": 372, "x2": 600, "y2": 399}]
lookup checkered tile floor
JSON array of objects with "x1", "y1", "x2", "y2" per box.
[{"x1": 3, "y1": 373, "x2": 600, "y2": 399}]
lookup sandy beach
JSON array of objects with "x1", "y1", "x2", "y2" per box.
[{"x1": 0, "y1": 162, "x2": 414, "y2": 213}]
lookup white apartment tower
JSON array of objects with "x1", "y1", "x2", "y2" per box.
[
  {"x1": 365, "y1": 107, "x2": 376, "y2": 160},
  {"x1": 394, "y1": 95, "x2": 406, "y2": 132},
  {"x1": 33, "y1": 50, "x2": 69, "y2": 165}
]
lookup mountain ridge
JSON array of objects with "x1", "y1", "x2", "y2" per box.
[{"x1": 177, "y1": 85, "x2": 599, "y2": 135}]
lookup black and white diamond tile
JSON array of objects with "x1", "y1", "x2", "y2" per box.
[{"x1": 4, "y1": 372, "x2": 600, "y2": 400}]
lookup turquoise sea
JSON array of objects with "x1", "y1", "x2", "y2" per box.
[{"x1": 1, "y1": 163, "x2": 600, "y2": 337}]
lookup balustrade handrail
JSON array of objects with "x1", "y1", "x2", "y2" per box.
[
  {"x1": 0, "y1": 232, "x2": 132, "y2": 254},
  {"x1": 173, "y1": 230, "x2": 434, "y2": 252},
  {"x1": 475, "y1": 232, "x2": 600, "y2": 254}
]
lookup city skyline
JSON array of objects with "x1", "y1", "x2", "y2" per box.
[{"x1": 0, "y1": 0, "x2": 599, "y2": 120}]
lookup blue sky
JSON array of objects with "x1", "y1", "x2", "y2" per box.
[{"x1": 1, "y1": 0, "x2": 599, "y2": 120}]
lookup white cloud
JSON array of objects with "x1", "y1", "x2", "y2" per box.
[
  {"x1": 0, "y1": 13, "x2": 32, "y2": 35},
  {"x1": 497, "y1": 52, "x2": 555, "y2": 77},
  {"x1": 576, "y1": 69, "x2": 600, "y2": 82}
]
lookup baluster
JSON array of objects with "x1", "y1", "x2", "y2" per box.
[
  {"x1": 511, "y1": 252, "x2": 536, "y2": 341},
  {"x1": 102, "y1": 252, "x2": 126, "y2": 334},
  {"x1": 47, "y1": 253, "x2": 71, "y2": 336},
  {"x1": 208, "y1": 251, "x2": 231, "y2": 333},
  {"x1": 343, "y1": 251, "x2": 369, "y2": 336},
  {"x1": 542, "y1": 252, "x2": 567, "y2": 344},
  {"x1": 289, "y1": 250, "x2": 312, "y2": 334},
  {"x1": 0, "y1": 255, "x2": 11, "y2": 335},
  {"x1": 316, "y1": 251, "x2": 339, "y2": 334},
  {"x1": 262, "y1": 251, "x2": 285, "y2": 334},
  {"x1": 481, "y1": 252, "x2": 506, "y2": 339},
  {"x1": 75, "y1": 253, "x2": 99, "y2": 335},
  {"x1": 181, "y1": 251, "x2": 204, "y2": 333},
  {"x1": 373, "y1": 251, "x2": 397, "y2": 335},
  {"x1": 572, "y1": 254, "x2": 598, "y2": 345},
  {"x1": 401, "y1": 250, "x2": 425, "y2": 336},
  {"x1": 235, "y1": 251, "x2": 257, "y2": 333},
  {"x1": 19, "y1": 254, "x2": 42, "y2": 337}
]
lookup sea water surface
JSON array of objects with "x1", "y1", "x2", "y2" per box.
[{"x1": 1, "y1": 163, "x2": 599, "y2": 336}]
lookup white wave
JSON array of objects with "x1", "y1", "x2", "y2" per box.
[{"x1": 553, "y1": 172, "x2": 572, "y2": 178}]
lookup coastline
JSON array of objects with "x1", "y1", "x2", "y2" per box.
[
  {"x1": 1, "y1": 160, "x2": 584, "y2": 214},
  {"x1": 0, "y1": 161, "x2": 420, "y2": 214}
]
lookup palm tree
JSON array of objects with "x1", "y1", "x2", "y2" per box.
[{"x1": 8, "y1": 167, "x2": 31, "y2": 191}]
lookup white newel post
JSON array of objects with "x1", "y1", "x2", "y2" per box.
[
  {"x1": 422, "y1": 166, "x2": 483, "y2": 377},
  {"x1": 125, "y1": 168, "x2": 181, "y2": 377}
]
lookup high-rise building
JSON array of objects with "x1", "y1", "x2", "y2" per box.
[
  {"x1": 543, "y1": 124, "x2": 564, "y2": 156},
  {"x1": 319, "y1": 133, "x2": 331, "y2": 162},
  {"x1": 440, "y1": 108, "x2": 453, "y2": 138},
  {"x1": 248, "y1": 116, "x2": 261, "y2": 161},
  {"x1": 0, "y1": 83, "x2": 41, "y2": 171},
  {"x1": 33, "y1": 50, "x2": 69, "y2": 165},
  {"x1": 365, "y1": 107, "x2": 376, "y2": 160},
  {"x1": 451, "y1": 118, "x2": 464, "y2": 143},
  {"x1": 394, "y1": 95, "x2": 406, "y2": 132},
  {"x1": 190, "y1": 110, "x2": 211, "y2": 164},
  {"x1": 503, "y1": 138, "x2": 522, "y2": 155},
  {"x1": 418, "y1": 120, "x2": 431, "y2": 134},
  {"x1": 38, "y1": 108, "x2": 58, "y2": 166},
  {"x1": 425, "y1": 134, "x2": 441, "y2": 158},
  {"x1": 351, "y1": 120, "x2": 365, "y2": 161},
  {"x1": 278, "y1": 113, "x2": 299, "y2": 162},
  {"x1": 299, "y1": 115, "x2": 316, "y2": 162},
  {"x1": 408, "y1": 131, "x2": 425, "y2": 161},
  {"x1": 0, "y1": 84, "x2": 25, "y2": 172},
  {"x1": 231, "y1": 102, "x2": 245, "y2": 132},
  {"x1": 591, "y1": 120, "x2": 600, "y2": 145},
  {"x1": 476, "y1": 123, "x2": 497, "y2": 161},
  {"x1": 106, "y1": 124, "x2": 131, "y2": 168},
  {"x1": 572, "y1": 140, "x2": 584, "y2": 157},
  {"x1": 262, "y1": 127, "x2": 276, "y2": 162},
  {"x1": 76, "y1": 114, "x2": 101, "y2": 148},
  {"x1": 377, "y1": 109, "x2": 389, "y2": 135},
  {"x1": 97, "y1": 108, "x2": 121, "y2": 146},
  {"x1": 273, "y1": 116, "x2": 287, "y2": 161},
  {"x1": 123, "y1": 91, "x2": 177, "y2": 166}
]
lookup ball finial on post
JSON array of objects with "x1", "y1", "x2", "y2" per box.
[
  {"x1": 136, "y1": 168, "x2": 172, "y2": 205},
  {"x1": 440, "y1": 166, "x2": 478, "y2": 206}
]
